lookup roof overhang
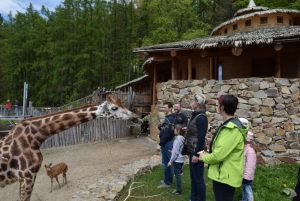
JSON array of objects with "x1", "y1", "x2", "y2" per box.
[
  {"x1": 133, "y1": 26, "x2": 300, "y2": 53},
  {"x1": 115, "y1": 74, "x2": 149, "y2": 90},
  {"x1": 134, "y1": 47, "x2": 188, "y2": 53}
]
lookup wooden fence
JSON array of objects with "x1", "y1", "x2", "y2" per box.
[
  {"x1": 1, "y1": 89, "x2": 138, "y2": 149},
  {"x1": 41, "y1": 117, "x2": 131, "y2": 149}
]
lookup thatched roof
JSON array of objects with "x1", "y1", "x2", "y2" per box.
[
  {"x1": 234, "y1": 0, "x2": 268, "y2": 17},
  {"x1": 115, "y1": 74, "x2": 149, "y2": 89},
  {"x1": 212, "y1": 9, "x2": 300, "y2": 34},
  {"x1": 234, "y1": 6, "x2": 268, "y2": 17},
  {"x1": 133, "y1": 26, "x2": 300, "y2": 53}
]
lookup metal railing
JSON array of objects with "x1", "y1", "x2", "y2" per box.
[
  {"x1": 0, "y1": 105, "x2": 24, "y2": 117},
  {"x1": 0, "y1": 89, "x2": 135, "y2": 118}
]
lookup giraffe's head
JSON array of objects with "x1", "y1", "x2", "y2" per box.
[{"x1": 95, "y1": 95, "x2": 136, "y2": 119}]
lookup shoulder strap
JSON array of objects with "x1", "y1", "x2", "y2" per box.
[
  {"x1": 188, "y1": 113, "x2": 206, "y2": 127},
  {"x1": 225, "y1": 118, "x2": 243, "y2": 129},
  {"x1": 165, "y1": 115, "x2": 171, "y2": 123},
  {"x1": 194, "y1": 113, "x2": 206, "y2": 121},
  {"x1": 173, "y1": 113, "x2": 178, "y2": 125},
  {"x1": 209, "y1": 117, "x2": 241, "y2": 153},
  {"x1": 165, "y1": 114, "x2": 175, "y2": 126}
]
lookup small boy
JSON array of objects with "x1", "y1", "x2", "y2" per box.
[{"x1": 168, "y1": 124, "x2": 185, "y2": 195}]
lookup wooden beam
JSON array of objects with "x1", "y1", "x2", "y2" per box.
[
  {"x1": 153, "y1": 57, "x2": 172, "y2": 62},
  {"x1": 210, "y1": 57, "x2": 213, "y2": 80},
  {"x1": 276, "y1": 52, "x2": 281, "y2": 78},
  {"x1": 214, "y1": 57, "x2": 218, "y2": 80},
  {"x1": 188, "y1": 58, "x2": 192, "y2": 80},
  {"x1": 173, "y1": 49, "x2": 233, "y2": 58},
  {"x1": 172, "y1": 57, "x2": 175, "y2": 80},
  {"x1": 152, "y1": 65, "x2": 157, "y2": 105}
]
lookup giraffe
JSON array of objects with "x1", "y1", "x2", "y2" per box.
[{"x1": 0, "y1": 95, "x2": 135, "y2": 201}]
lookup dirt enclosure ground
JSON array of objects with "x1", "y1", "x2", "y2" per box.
[{"x1": 0, "y1": 136, "x2": 157, "y2": 201}]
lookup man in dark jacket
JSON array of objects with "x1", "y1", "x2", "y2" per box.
[
  {"x1": 185, "y1": 94, "x2": 208, "y2": 201},
  {"x1": 173, "y1": 103, "x2": 188, "y2": 126},
  {"x1": 157, "y1": 102, "x2": 176, "y2": 188}
]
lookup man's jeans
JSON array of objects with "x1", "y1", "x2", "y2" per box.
[
  {"x1": 173, "y1": 162, "x2": 183, "y2": 193},
  {"x1": 161, "y1": 140, "x2": 173, "y2": 185},
  {"x1": 242, "y1": 179, "x2": 253, "y2": 201},
  {"x1": 189, "y1": 154, "x2": 206, "y2": 201}
]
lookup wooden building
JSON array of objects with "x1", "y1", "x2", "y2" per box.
[
  {"x1": 133, "y1": 0, "x2": 300, "y2": 106},
  {"x1": 115, "y1": 74, "x2": 152, "y2": 114}
]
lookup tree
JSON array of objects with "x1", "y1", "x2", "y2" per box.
[
  {"x1": 136, "y1": 0, "x2": 210, "y2": 45},
  {"x1": 1, "y1": 0, "x2": 297, "y2": 106}
]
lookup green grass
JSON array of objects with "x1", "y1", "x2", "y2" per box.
[
  {"x1": 0, "y1": 120, "x2": 10, "y2": 125},
  {"x1": 116, "y1": 164, "x2": 299, "y2": 201}
]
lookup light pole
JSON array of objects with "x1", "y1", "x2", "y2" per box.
[{"x1": 22, "y1": 82, "x2": 28, "y2": 117}]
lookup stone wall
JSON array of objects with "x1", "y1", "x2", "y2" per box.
[{"x1": 156, "y1": 77, "x2": 300, "y2": 165}]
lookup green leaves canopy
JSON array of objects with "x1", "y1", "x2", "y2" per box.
[{"x1": 0, "y1": 0, "x2": 298, "y2": 106}]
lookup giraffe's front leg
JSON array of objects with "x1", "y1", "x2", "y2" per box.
[{"x1": 19, "y1": 178, "x2": 35, "y2": 201}]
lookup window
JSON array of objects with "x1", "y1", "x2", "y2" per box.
[
  {"x1": 224, "y1": 28, "x2": 228, "y2": 34},
  {"x1": 245, "y1": 20, "x2": 252, "y2": 27},
  {"x1": 277, "y1": 16, "x2": 283, "y2": 23},
  {"x1": 233, "y1": 24, "x2": 238, "y2": 30},
  {"x1": 218, "y1": 64, "x2": 222, "y2": 81},
  {"x1": 260, "y1": 17, "x2": 268, "y2": 24}
]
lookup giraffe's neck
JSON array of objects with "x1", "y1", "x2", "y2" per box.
[{"x1": 20, "y1": 105, "x2": 98, "y2": 147}]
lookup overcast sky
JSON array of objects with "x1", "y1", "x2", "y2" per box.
[{"x1": 0, "y1": 0, "x2": 63, "y2": 17}]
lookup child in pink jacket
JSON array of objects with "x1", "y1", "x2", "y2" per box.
[{"x1": 242, "y1": 130, "x2": 257, "y2": 201}]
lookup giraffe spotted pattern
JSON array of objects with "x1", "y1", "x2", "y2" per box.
[{"x1": 0, "y1": 95, "x2": 134, "y2": 201}]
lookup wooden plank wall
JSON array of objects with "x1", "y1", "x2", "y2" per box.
[{"x1": 41, "y1": 117, "x2": 130, "y2": 149}]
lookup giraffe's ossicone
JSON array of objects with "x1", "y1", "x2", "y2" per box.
[{"x1": 0, "y1": 95, "x2": 135, "y2": 201}]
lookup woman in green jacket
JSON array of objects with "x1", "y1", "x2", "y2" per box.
[{"x1": 199, "y1": 94, "x2": 248, "y2": 201}]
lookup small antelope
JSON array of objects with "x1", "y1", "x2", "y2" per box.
[{"x1": 44, "y1": 162, "x2": 68, "y2": 192}]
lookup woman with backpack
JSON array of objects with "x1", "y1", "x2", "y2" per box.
[
  {"x1": 183, "y1": 93, "x2": 208, "y2": 201},
  {"x1": 198, "y1": 94, "x2": 249, "y2": 201}
]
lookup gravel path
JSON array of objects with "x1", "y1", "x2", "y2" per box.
[{"x1": 0, "y1": 136, "x2": 157, "y2": 201}]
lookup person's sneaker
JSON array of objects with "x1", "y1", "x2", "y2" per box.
[
  {"x1": 160, "y1": 180, "x2": 165, "y2": 184},
  {"x1": 157, "y1": 182, "x2": 171, "y2": 188},
  {"x1": 171, "y1": 190, "x2": 182, "y2": 195}
]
